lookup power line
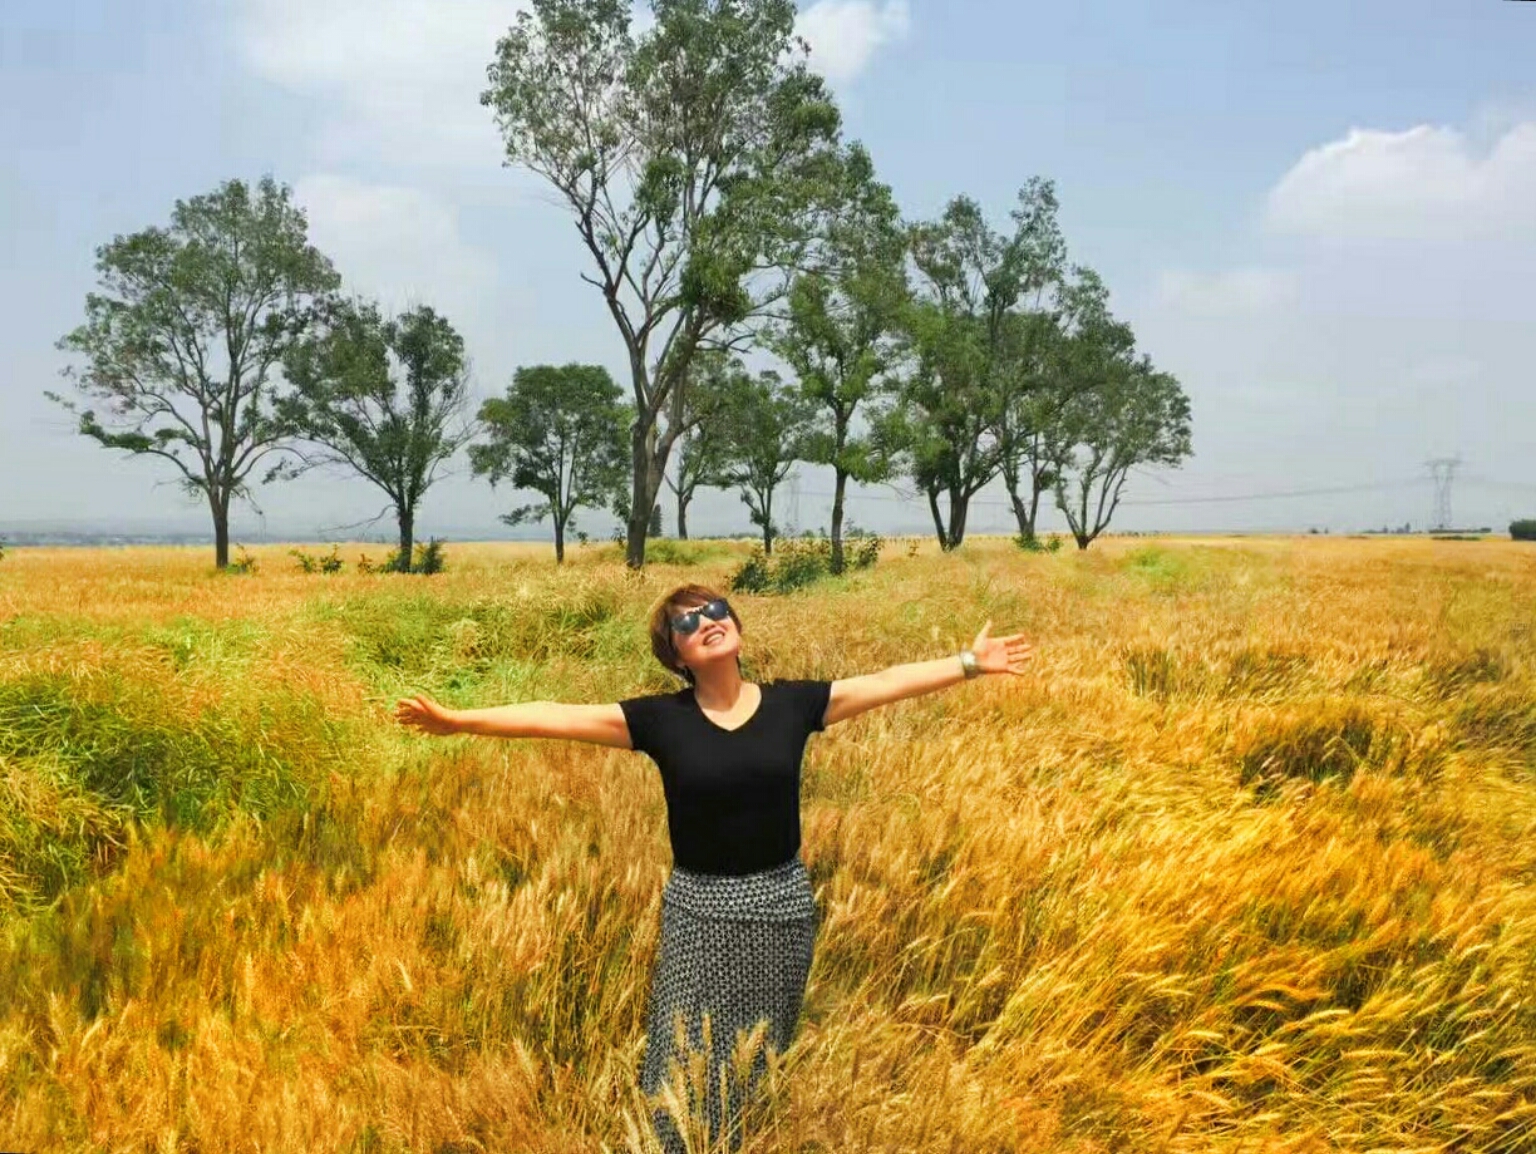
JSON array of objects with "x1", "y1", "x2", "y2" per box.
[
  {"x1": 779, "y1": 475, "x2": 1431, "y2": 510},
  {"x1": 1461, "y1": 474, "x2": 1536, "y2": 494},
  {"x1": 1123, "y1": 478, "x2": 1429, "y2": 507}
]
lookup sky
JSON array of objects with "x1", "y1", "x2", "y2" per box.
[{"x1": 3, "y1": 0, "x2": 1534, "y2": 542}]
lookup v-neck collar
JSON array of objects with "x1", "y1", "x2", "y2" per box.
[{"x1": 690, "y1": 682, "x2": 765, "y2": 734}]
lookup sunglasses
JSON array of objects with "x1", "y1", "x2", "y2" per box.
[{"x1": 670, "y1": 598, "x2": 731, "y2": 636}]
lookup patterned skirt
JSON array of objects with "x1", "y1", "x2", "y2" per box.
[{"x1": 640, "y1": 856, "x2": 818, "y2": 1152}]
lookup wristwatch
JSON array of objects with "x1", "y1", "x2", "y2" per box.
[{"x1": 958, "y1": 649, "x2": 981, "y2": 679}]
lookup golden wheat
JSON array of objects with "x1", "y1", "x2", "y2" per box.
[{"x1": 0, "y1": 535, "x2": 1532, "y2": 1152}]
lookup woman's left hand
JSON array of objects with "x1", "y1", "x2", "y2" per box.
[{"x1": 972, "y1": 620, "x2": 1035, "y2": 676}]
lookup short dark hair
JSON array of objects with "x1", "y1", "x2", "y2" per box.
[{"x1": 649, "y1": 584, "x2": 743, "y2": 685}]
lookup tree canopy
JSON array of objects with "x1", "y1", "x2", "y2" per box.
[
  {"x1": 51, "y1": 176, "x2": 339, "y2": 568},
  {"x1": 469, "y1": 363, "x2": 630, "y2": 563},
  {"x1": 482, "y1": 0, "x2": 846, "y2": 568},
  {"x1": 278, "y1": 299, "x2": 474, "y2": 570}
]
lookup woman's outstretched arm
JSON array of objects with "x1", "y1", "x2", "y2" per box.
[
  {"x1": 823, "y1": 621, "x2": 1033, "y2": 728},
  {"x1": 394, "y1": 695, "x2": 633, "y2": 748}
]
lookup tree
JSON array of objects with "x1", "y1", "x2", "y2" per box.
[
  {"x1": 661, "y1": 351, "x2": 741, "y2": 540},
  {"x1": 50, "y1": 176, "x2": 339, "y2": 568},
  {"x1": 469, "y1": 364, "x2": 630, "y2": 563},
  {"x1": 892, "y1": 190, "x2": 1049, "y2": 551},
  {"x1": 770, "y1": 144, "x2": 908, "y2": 572},
  {"x1": 986, "y1": 180, "x2": 1073, "y2": 541},
  {"x1": 278, "y1": 300, "x2": 474, "y2": 571},
  {"x1": 1003, "y1": 267, "x2": 1134, "y2": 541},
  {"x1": 1053, "y1": 356, "x2": 1193, "y2": 550},
  {"x1": 482, "y1": 0, "x2": 844, "y2": 570},
  {"x1": 717, "y1": 369, "x2": 817, "y2": 554}
]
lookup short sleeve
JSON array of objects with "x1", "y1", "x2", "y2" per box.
[
  {"x1": 618, "y1": 694, "x2": 664, "y2": 756},
  {"x1": 788, "y1": 679, "x2": 832, "y2": 734}
]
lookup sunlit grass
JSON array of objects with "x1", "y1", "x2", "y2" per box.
[{"x1": 1, "y1": 534, "x2": 1533, "y2": 1151}]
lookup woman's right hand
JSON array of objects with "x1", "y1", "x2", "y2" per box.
[{"x1": 394, "y1": 693, "x2": 460, "y2": 736}]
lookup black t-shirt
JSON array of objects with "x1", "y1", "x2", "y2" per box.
[{"x1": 618, "y1": 679, "x2": 833, "y2": 876}]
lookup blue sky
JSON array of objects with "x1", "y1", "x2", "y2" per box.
[{"x1": 3, "y1": 0, "x2": 1534, "y2": 540}]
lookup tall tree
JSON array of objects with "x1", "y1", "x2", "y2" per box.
[
  {"x1": 894, "y1": 190, "x2": 1048, "y2": 551},
  {"x1": 1003, "y1": 267, "x2": 1134, "y2": 541},
  {"x1": 469, "y1": 364, "x2": 630, "y2": 563},
  {"x1": 988, "y1": 180, "x2": 1072, "y2": 541},
  {"x1": 770, "y1": 144, "x2": 908, "y2": 573},
  {"x1": 661, "y1": 351, "x2": 740, "y2": 540},
  {"x1": 278, "y1": 300, "x2": 473, "y2": 571},
  {"x1": 50, "y1": 176, "x2": 339, "y2": 568},
  {"x1": 482, "y1": 0, "x2": 844, "y2": 570},
  {"x1": 717, "y1": 369, "x2": 817, "y2": 554},
  {"x1": 1053, "y1": 356, "x2": 1193, "y2": 550}
]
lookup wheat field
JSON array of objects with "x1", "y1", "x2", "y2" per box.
[{"x1": 1, "y1": 534, "x2": 1533, "y2": 1153}]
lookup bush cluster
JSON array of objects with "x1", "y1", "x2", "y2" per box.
[
  {"x1": 1511, "y1": 520, "x2": 1536, "y2": 542},
  {"x1": 1014, "y1": 530, "x2": 1065, "y2": 553},
  {"x1": 290, "y1": 545, "x2": 345, "y2": 574},
  {"x1": 356, "y1": 538, "x2": 448, "y2": 575},
  {"x1": 729, "y1": 530, "x2": 882, "y2": 594}
]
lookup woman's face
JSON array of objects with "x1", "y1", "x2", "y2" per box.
[{"x1": 673, "y1": 600, "x2": 742, "y2": 677}]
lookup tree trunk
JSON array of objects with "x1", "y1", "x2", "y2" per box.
[
  {"x1": 1027, "y1": 471, "x2": 1046, "y2": 535},
  {"x1": 624, "y1": 414, "x2": 673, "y2": 568},
  {"x1": 397, "y1": 506, "x2": 415, "y2": 573},
  {"x1": 1008, "y1": 493, "x2": 1034, "y2": 539},
  {"x1": 677, "y1": 490, "x2": 690, "y2": 541},
  {"x1": 761, "y1": 492, "x2": 774, "y2": 555},
  {"x1": 553, "y1": 513, "x2": 566, "y2": 564},
  {"x1": 211, "y1": 488, "x2": 231, "y2": 569},
  {"x1": 927, "y1": 489, "x2": 948, "y2": 551},
  {"x1": 948, "y1": 491, "x2": 970, "y2": 550},
  {"x1": 1001, "y1": 460, "x2": 1033, "y2": 539},
  {"x1": 625, "y1": 421, "x2": 656, "y2": 569},
  {"x1": 830, "y1": 469, "x2": 847, "y2": 574}
]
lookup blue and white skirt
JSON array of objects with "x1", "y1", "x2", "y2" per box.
[{"x1": 640, "y1": 856, "x2": 818, "y2": 1151}]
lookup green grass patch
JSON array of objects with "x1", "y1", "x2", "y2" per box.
[
  {"x1": 1119, "y1": 544, "x2": 1199, "y2": 594},
  {"x1": 311, "y1": 587, "x2": 656, "y2": 704},
  {"x1": 0, "y1": 670, "x2": 344, "y2": 909}
]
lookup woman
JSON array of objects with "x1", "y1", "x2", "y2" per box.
[{"x1": 395, "y1": 583, "x2": 1033, "y2": 1149}]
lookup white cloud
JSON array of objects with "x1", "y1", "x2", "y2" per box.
[
  {"x1": 796, "y1": 0, "x2": 910, "y2": 85},
  {"x1": 1265, "y1": 121, "x2": 1536, "y2": 241},
  {"x1": 295, "y1": 175, "x2": 496, "y2": 326},
  {"x1": 236, "y1": 0, "x2": 520, "y2": 169},
  {"x1": 1152, "y1": 267, "x2": 1297, "y2": 318},
  {"x1": 237, "y1": 1, "x2": 908, "y2": 170},
  {"x1": 1131, "y1": 117, "x2": 1536, "y2": 528}
]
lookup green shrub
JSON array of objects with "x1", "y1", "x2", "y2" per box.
[
  {"x1": 1014, "y1": 531, "x2": 1064, "y2": 553},
  {"x1": 844, "y1": 524, "x2": 884, "y2": 570},
  {"x1": 413, "y1": 537, "x2": 447, "y2": 574},
  {"x1": 1511, "y1": 520, "x2": 1536, "y2": 542},
  {"x1": 728, "y1": 549, "x2": 771, "y2": 594},
  {"x1": 729, "y1": 537, "x2": 852, "y2": 595},
  {"x1": 291, "y1": 545, "x2": 345, "y2": 574},
  {"x1": 229, "y1": 545, "x2": 258, "y2": 575},
  {"x1": 358, "y1": 538, "x2": 447, "y2": 575},
  {"x1": 771, "y1": 537, "x2": 832, "y2": 591}
]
